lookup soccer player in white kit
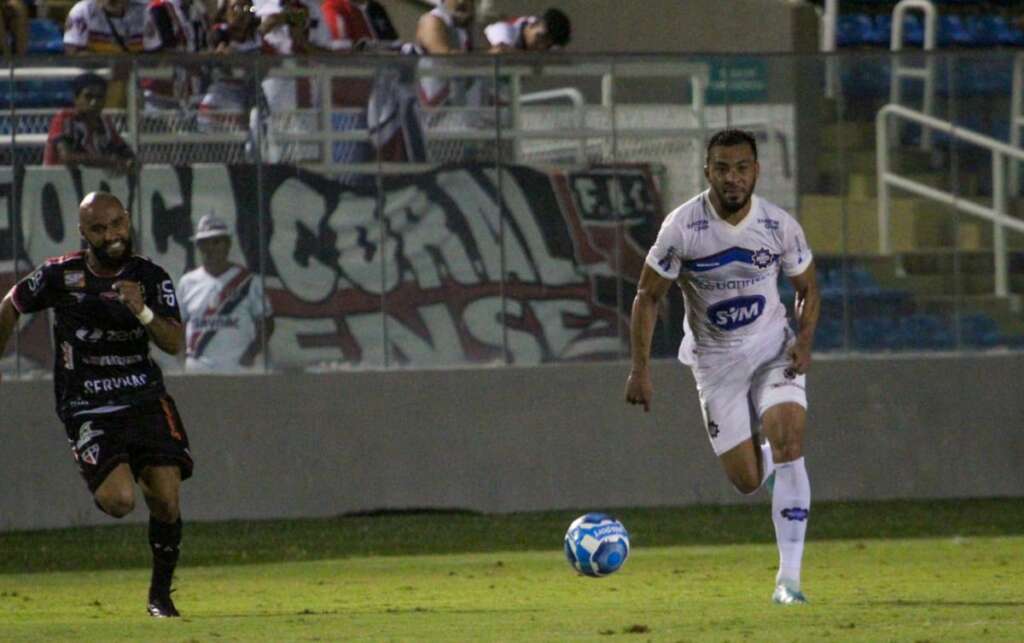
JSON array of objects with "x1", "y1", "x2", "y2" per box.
[{"x1": 625, "y1": 129, "x2": 820, "y2": 604}]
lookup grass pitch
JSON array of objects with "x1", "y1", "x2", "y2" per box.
[{"x1": 1, "y1": 499, "x2": 1023, "y2": 641}]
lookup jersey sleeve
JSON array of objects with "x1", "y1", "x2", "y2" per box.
[
  {"x1": 145, "y1": 264, "x2": 183, "y2": 322},
  {"x1": 10, "y1": 263, "x2": 61, "y2": 314},
  {"x1": 63, "y1": 1, "x2": 90, "y2": 49},
  {"x1": 781, "y1": 215, "x2": 813, "y2": 277},
  {"x1": 644, "y1": 209, "x2": 685, "y2": 280}
]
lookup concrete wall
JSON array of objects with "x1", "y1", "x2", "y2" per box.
[{"x1": 3, "y1": 353, "x2": 1023, "y2": 532}]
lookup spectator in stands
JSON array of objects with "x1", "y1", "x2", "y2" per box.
[
  {"x1": 484, "y1": 8, "x2": 571, "y2": 52},
  {"x1": 321, "y1": 0, "x2": 398, "y2": 51},
  {"x1": 178, "y1": 214, "x2": 274, "y2": 373},
  {"x1": 255, "y1": 0, "x2": 333, "y2": 162},
  {"x1": 415, "y1": 0, "x2": 475, "y2": 104},
  {"x1": 196, "y1": 0, "x2": 262, "y2": 138},
  {"x1": 320, "y1": 0, "x2": 411, "y2": 164},
  {"x1": 0, "y1": 0, "x2": 29, "y2": 56},
  {"x1": 142, "y1": 0, "x2": 211, "y2": 111},
  {"x1": 43, "y1": 72, "x2": 137, "y2": 175},
  {"x1": 64, "y1": 0, "x2": 147, "y2": 54},
  {"x1": 64, "y1": 0, "x2": 148, "y2": 108}
]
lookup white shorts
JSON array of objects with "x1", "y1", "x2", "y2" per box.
[{"x1": 688, "y1": 327, "x2": 807, "y2": 456}]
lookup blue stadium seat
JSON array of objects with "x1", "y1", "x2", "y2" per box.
[
  {"x1": 958, "y1": 313, "x2": 1001, "y2": 348},
  {"x1": 837, "y1": 14, "x2": 879, "y2": 47},
  {"x1": 27, "y1": 19, "x2": 64, "y2": 55},
  {"x1": 899, "y1": 314, "x2": 955, "y2": 350},
  {"x1": 938, "y1": 15, "x2": 973, "y2": 47}
]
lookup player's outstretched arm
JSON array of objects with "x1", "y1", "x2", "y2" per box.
[
  {"x1": 625, "y1": 264, "x2": 672, "y2": 413},
  {"x1": 787, "y1": 261, "x2": 820, "y2": 374}
]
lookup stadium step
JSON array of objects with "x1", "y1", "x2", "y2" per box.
[{"x1": 800, "y1": 194, "x2": 950, "y2": 253}]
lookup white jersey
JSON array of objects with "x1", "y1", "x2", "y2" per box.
[
  {"x1": 177, "y1": 264, "x2": 272, "y2": 373},
  {"x1": 645, "y1": 191, "x2": 812, "y2": 366},
  {"x1": 484, "y1": 16, "x2": 533, "y2": 49}
]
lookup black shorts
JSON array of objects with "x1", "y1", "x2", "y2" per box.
[{"x1": 63, "y1": 395, "x2": 194, "y2": 493}]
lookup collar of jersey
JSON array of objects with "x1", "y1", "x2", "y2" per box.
[{"x1": 704, "y1": 191, "x2": 759, "y2": 235}]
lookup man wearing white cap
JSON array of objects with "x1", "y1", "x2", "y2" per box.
[{"x1": 177, "y1": 214, "x2": 274, "y2": 373}]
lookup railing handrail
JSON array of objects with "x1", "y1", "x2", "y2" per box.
[
  {"x1": 876, "y1": 103, "x2": 1023, "y2": 297},
  {"x1": 890, "y1": 0, "x2": 938, "y2": 151}
]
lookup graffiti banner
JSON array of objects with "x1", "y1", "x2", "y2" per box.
[{"x1": 1, "y1": 163, "x2": 671, "y2": 371}]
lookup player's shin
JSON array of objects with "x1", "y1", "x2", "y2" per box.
[
  {"x1": 149, "y1": 515, "x2": 183, "y2": 596},
  {"x1": 771, "y1": 457, "x2": 810, "y2": 589}
]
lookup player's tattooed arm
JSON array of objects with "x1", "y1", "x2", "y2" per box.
[
  {"x1": 787, "y1": 261, "x2": 820, "y2": 374},
  {"x1": 113, "y1": 280, "x2": 185, "y2": 355},
  {"x1": 625, "y1": 264, "x2": 673, "y2": 413}
]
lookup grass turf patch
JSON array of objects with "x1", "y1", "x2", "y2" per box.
[{"x1": 1, "y1": 497, "x2": 1021, "y2": 574}]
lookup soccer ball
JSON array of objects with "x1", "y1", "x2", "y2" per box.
[{"x1": 563, "y1": 512, "x2": 630, "y2": 577}]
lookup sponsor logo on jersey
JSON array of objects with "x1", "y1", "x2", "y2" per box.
[
  {"x1": 75, "y1": 327, "x2": 147, "y2": 343},
  {"x1": 692, "y1": 274, "x2": 771, "y2": 291},
  {"x1": 192, "y1": 316, "x2": 240, "y2": 331},
  {"x1": 26, "y1": 269, "x2": 44, "y2": 292},
  {"x1": 707, "y1": 295, "x2": 766, "y2": 330},
  {"x1": 64, "y1": 271, "x2": 86, "y2": 288},
  {"x1": 76, "y1": 421, "x2": 105, "y2": 450},
  {"x1": 757, "y1": 217, "x2": 779, "y2": 231},
  {"x1": 83, "y1": 374, "x2": 149, "y2": 394},
  {"x1": 686, "y1": 219, "x2": 709, "y2": 231},
  {"x1": 61, "y1": 341, "x2": 74, "y2": 370},
  {"x1": 82, "y1": 354, "x2": 146, "y2": 366},
  {"x1": 81, "y1": 443, "x2": 101, "y2": 466}
]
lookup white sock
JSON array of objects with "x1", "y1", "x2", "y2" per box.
[
  {"x1": 759, "y1": 440, "x2": 775, "y2": 487},
  {"x1": 771, "y1": 457, "x2": 810, "y2": 589}
]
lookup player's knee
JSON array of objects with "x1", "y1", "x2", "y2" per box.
[
  {"x1": 771, "y1": 437, "x2": 803, "y2": 463},
  {"x1": 729, "y1": 471, "x2": 761, "y2": 495},
  {"x1": 95, "y1": 488, "x2": 135, "y2": 518},
  {"x1": 147, "y1": 496, "x2": 180, "y2": 523}
]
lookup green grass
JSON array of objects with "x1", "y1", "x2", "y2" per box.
[{"x1": 1, "y1": 499, "x2": 1023, "y2": 641}]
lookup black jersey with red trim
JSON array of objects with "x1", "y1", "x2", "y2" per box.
[{"x1": 10, "y1": 251, "x2": 182, "y2": 421}]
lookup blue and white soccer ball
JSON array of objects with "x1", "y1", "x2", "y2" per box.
[{"x1": 564, "y1": 513, "x2": 630, "y2": 577}]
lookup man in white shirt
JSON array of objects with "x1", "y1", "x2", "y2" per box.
[
  {"x1": 625, "y1": 129, "x2": 820, "y2": 605},
  {"x1": 484, "y1": 7, "x2": 570, "y2": 52},
  {"x1": 178, "y1": 214, "x2": 274, "y2": 373}
]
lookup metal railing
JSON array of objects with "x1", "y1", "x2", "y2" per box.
[
  {"x1": 889, "y1": 0, "x2": 938, "y2": 150},
  {"x1": 3, "y1": 58, "x2": 710, "y2": 173},
  {"x1": 877, "y1": 103, "x2": 1024, "y2": 297}
]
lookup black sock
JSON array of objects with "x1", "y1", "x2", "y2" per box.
[{"x1": 149, "y1": 516, "x2": 182, "y2": 597}]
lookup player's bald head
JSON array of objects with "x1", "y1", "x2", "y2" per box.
[{"x1": 79, "y1": 191, "x2": 126, "y2": 223}]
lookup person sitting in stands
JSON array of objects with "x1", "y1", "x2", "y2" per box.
[{"x1": 43, "y1": 73, "x2": 137, "y2": 176}]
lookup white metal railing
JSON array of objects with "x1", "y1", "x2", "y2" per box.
[
  {"x1": 889, "y1": 0, "x2": 938, "y2": 150},
  {"x1": 821, "y1": 0, "x2": 839, "y2": 99},
  {"x1": 877, "y1": 103, "x2": 1024, "y2": 297},
  {"x1": 1009, "y1": 53, "x2": 1024, "y2": 196},
  {"x1": 3, "y1": 59, "x2": 710, "y2": 172}
]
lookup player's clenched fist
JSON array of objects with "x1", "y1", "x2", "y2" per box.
[
  {"x1": 625, "y1": 369, "x2": 652, "y2": 413},
  {"x1": 113, "y1": 281, "x2": 145, "y2": 315}
]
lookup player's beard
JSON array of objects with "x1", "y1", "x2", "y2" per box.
[
  {"x1": 716, "y1": 183, "x2": 755, "y2": 214},
  {"x1": 90, "y1": 235, "x2": 133, "y2": 269}
]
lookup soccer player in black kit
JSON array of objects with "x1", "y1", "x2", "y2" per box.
[{"x1": 0, "y1": 192, "x2": 192, "y2": 618}]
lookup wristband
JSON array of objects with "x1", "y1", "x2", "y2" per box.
[{"x1": 136, "y1": 305, "x2": 155, "y2": 326}]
